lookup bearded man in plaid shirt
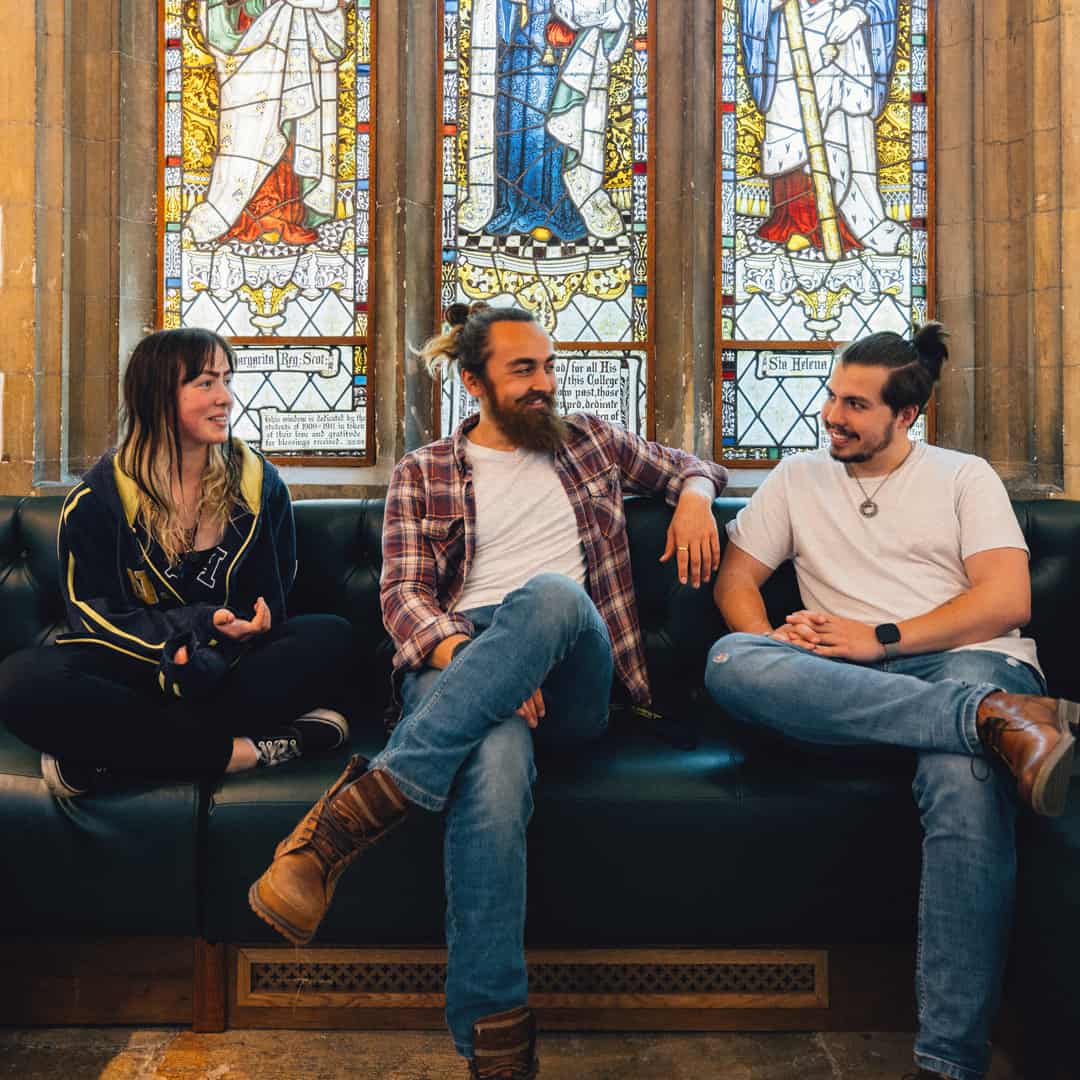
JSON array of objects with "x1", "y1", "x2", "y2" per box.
[{"x1": 250, "y1": 304, "x2": 728, "y2": 1078}]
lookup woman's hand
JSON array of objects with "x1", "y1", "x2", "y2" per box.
[
  {"x1": 213, "y1": 596, "x2": 273, "y2": 643},
  {"x1": 173, "y1": 598, "x2": 272, "y2": 665}
]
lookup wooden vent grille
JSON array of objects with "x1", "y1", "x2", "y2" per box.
[
  {"x1": 249, "y1": 960, "x2": 816, "y2": 997},
  {"x1": 251, "y1": 960, "x2": 445, "y2": 995},
  {"x1": 238, "y1": 949, "x2": 828, "y2": 1011}
]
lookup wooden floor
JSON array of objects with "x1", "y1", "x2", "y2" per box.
[{"x1": 0, "y1": 1027, "x2": 1025, "y2": 1079}]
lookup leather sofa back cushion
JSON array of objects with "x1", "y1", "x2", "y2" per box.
[{"x1": 1, "y1": 493, "x2": 1076, "y2": 702}]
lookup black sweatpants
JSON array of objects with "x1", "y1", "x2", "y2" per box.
[{"x1": 0, "y1": 614, "x2": 354, "y2": 776}]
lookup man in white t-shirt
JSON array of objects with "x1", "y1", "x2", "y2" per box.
[
  {"x1": 705, "y1": 324, "x2": 1076, "y2": 1080},
  {"x1": 251, "y1": 304, "x2": 729, "y2": 1078}
]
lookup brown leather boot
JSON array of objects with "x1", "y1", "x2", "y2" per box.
[
  {"x1": 468, "y1": 1005, "x2": 539, "y2": 1079},
  {"x1": 976, "y1": 694, "x2": 1077, "y2": 817},
  {"x1": 248, "y1": 755, "x2": 409, "y2": 944}
]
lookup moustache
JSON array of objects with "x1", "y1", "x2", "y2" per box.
[
  {"x1": 826, "y1": 425, "x2": 857, "y2": 439},
  {"x1": 516, "y1": 392, "x2": 555, "y2": 409}
]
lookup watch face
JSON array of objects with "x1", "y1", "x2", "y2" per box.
[{"x1": 875, "y1": 623, "x2": 901, "y2": 646}]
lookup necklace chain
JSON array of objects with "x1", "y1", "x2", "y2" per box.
[
  {"x1": 180, "y1": 484, "x2": 203, "y2": 552},
  {"x1": 184, "y1": 506, "x2": 202, "y2": 552},
  {"x1": 848, "y1": 446, "x2": 913, "y2": 519}
]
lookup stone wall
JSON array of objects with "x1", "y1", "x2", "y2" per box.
[
  {"x1": 935, "y1": 0, "x2": 1076, "y2": 496},
  {"x1": 0, "y1": 2, "x2": 42, "y2": 493}
]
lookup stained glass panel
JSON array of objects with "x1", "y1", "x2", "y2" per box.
[
  {"x1": 720, "y1": 347, "x2": 925, "y2": 461},
  {"x1": 717, "y1": 0, "x2": 932, "y2": 462},
  {"x1": 160, "y1": 0, "x2": 374, "y2": 460},
  {"x1": 439, "y1": 0, "x2": 653, "y2": 434}
]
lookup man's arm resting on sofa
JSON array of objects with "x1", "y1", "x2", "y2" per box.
[{"x1": 659, "y1": 476, "x2": 722, "y2": 588}]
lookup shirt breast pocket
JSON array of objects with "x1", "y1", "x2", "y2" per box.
[
  {"x1": 583, "y1": 465, "x2": 625, "y2": 540},
  {"x1": 420, "y1": 515, "x2": 466, "y2": 580}
]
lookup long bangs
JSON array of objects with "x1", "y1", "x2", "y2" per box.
[
  {"x1": 118, "y1": 329, "x2": 242, "y2": 563},
  {"x1": 179, "y1": 330, "x2": 236, "y2": 385}
]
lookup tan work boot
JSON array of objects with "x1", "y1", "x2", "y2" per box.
[
  {"x1": 468, "y1": 1006, "x2": 539, "y2": 1079},
  {"x1": 976, "y1": 694, "x2": 1078, "y2": 817},
  {"x1": 248, "y1": 755, "x2": 409, "y2": 944}
]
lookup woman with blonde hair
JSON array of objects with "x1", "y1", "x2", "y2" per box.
[{"x1": 0, "y1": 328, "x2": 353, "y2": 796}]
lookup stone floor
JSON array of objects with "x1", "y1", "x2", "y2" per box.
[{"x1": 0, "y1": 1029, "x2": 1024, "y2": 1079}]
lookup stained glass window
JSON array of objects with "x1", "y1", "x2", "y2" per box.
[
  {"x1": 160, "y1": 0, "x2": 374, "y2": 462},
  {"x1": 716, "y1": 0, "x2": 931, "y2": 462},
  {"x1": 438, "y1": 0, "x2": 653, "y2": 437}
]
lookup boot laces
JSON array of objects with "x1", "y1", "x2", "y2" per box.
[
  {"x1": 980, "y1": 714, "x2": 1014, "y2": 754},
  {"x1": 971, "y1": 713, "x2": 1021, "y2": 783},
  {"x1": 299, "y1": 795, "x2": 359, "y2": 865},
  {"x1": 254, "y1": 735, "x2": 300, "y2": 767},
  {"x1": 975, "y1": 712, "x2": 1036, "y2": 780}
]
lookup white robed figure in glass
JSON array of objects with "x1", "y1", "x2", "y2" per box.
[
  {"x1": 186, "y1": 0, "x2": 350, "y2": 247},
  {"x1": 739, "y1": 0, "x2": 904, "y2": 256}
]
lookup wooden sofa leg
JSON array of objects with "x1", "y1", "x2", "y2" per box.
[{"x1": 193, "y1": 938, "x2": 227, "y2": 1032}]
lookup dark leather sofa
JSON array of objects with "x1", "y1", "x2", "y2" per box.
[{"x1": 0, "y1": 493, "x2": 1076, "y2": 1072}]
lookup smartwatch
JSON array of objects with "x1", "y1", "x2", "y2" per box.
[{"x1": 874, "y1": 623, "x2": 902, "y2": 659}]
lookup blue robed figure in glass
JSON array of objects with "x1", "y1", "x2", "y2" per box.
[
  {"x1": 487, "y1": 0, "x2": 588, "y2": 241},
  {"x1": 459, "y1": 0, "x2": 631, "y2": 245}
]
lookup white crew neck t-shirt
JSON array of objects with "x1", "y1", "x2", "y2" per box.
[
  {"x1": 452, "y1": 439, "x2": 587, "y2": 613},
  {"x1": 726, "y1": 442, "x2": 1040, "y2": 672}
]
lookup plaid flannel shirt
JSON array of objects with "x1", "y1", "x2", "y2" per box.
[{"x1": 380, "y1": 412, "x2": 729, "y2": 705}]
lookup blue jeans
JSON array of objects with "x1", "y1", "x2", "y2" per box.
[
  {"x1": 704, "y1": 633, "x2": 1045, "y2": 1080},
  {"x1": 370, "y1": 573, "x2": 613, "y2": 1057}
]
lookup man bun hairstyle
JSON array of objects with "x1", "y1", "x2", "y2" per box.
[
  {"x1": 839, "y1": 321, "x2": 949, "y2": 418},
  {"x1": 417, "y1": 303, "x2": 537, "y2": 381}
]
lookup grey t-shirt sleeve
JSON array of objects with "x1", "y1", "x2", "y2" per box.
[
  {"x1": 957, "y1": 456, "x2": 1029, "y2": 561},
  {"x1": 725, "y1": 462, "x2": 796, "y2": 571}
]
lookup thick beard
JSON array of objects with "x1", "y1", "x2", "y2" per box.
[{"x1": 487, "y1": 386, "x2": 568, "y2": 453}]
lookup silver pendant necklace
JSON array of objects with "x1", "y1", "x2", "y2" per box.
[{"x1": 848, "y1": 447, "x2": 913, "y2": 519}]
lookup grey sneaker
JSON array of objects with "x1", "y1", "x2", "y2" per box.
[
  {"x1": 41, "y1": 753, "x2": 107, "y2": 798},
  {"x1": 293, "y1": 708, "x2": 349, "y2": 754},
  {"x1": 251, "y1": 710, "x2": 349, "y2": 769}
]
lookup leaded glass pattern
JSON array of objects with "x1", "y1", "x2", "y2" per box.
[
  {"x1": 160, "y1": 0, "x2": 374, "y2": 460},
  {"x1": 439, "y1": 0, "x2": 653, "y2": 438},
  {"x1": 719, "y1": 348, "x2": 925, "y2": 462},
  {"x1": 717, "y1": 0, "x2": 932, "y2": 462}
]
